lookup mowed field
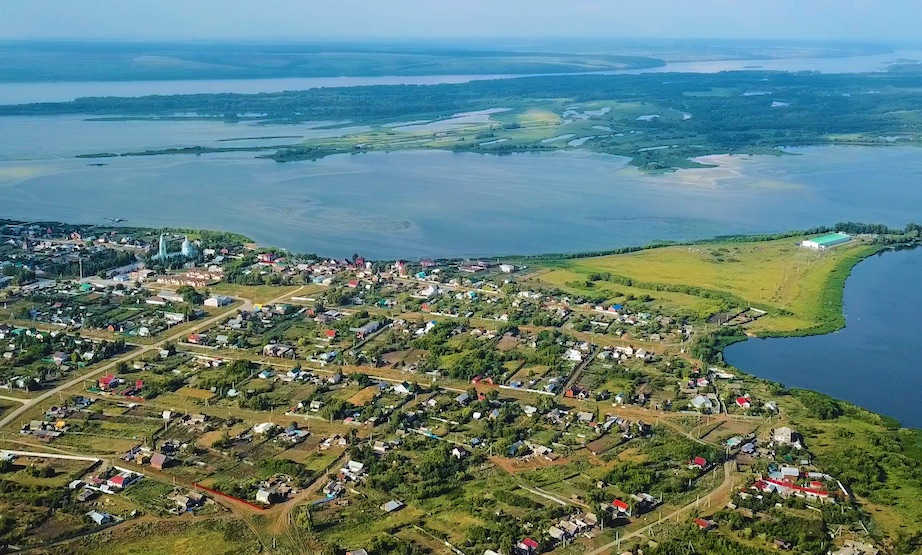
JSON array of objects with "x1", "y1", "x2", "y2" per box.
[
  {"x1": 209, "y1": 283, "x2": 307, "y2": 304},
  {"x1": 532, "y1": 236, "x2": 878, "y2": 333}
]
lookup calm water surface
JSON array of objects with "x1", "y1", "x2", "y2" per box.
[
  {"x1": 2, "y1": 50, "x2": 921, "y2": 105},
  {"x1": 1, "y1": 116, "x2": 922, "y2": 260},
  {"x1": 725, "y1": 247, "x2": 922, "y2": 428}
]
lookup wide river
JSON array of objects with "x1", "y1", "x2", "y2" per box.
[
  {"x1": 2, "y1": 114, "x2": 922, "y2": 259},
  {"x1": 1, "y1": 49, "x2": 921, "y2": 105},
  {"x1": 725, "y1": 247, "x2": 922, "y2": 428}
]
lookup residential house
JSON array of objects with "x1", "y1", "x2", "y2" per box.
[
  {"x1": 694, "y1": 518, "x2": 716, "y2": 530},
  {"x1": 256, "y1": 488, "x2": 277, "y2": 505},
  {"x1": 688, "y1": 456, "x2": 709, "y2": 470},
  {"x1": 77, "y1": 488, "x2": 98, "y2": 503},
  {"x1": 689, "y1": 395, "x2": 714, "y2": 411},
  {"x1": 564, "y1": 348, "x2": 583, "y2": 362},
  {"x1": 393, "y1": 382, "x2": 413, "y2": 396},
  {"x1": 86, "y1": 511, "x2": 113, "y2": 525},
  {"x1": 381, "y1": 499, "x2": 404, "y2": 513},
  {"x1": 516, "y1": 537, "x2": 539, "y2": 554},
  {"x1": 773, "y1": 427, "x2": 803, "y2": 449},
  {"x1": 204, "y1": 295, "x2": 232, "y2": 307},
  {"x1": 150, "y1": 452, "x2": 168, "y2": 470},
  {"x1": 351, "y1": 321, "x2": 381, "y2": 338},
  {"x1": 341, "y1": 460, "x2": 365, "y2": 481},
  {"x1": 170, "y1": 491, "x2": 205, "y2": 512},
  {"x1": 252, "y1": 422, "x2": 276, "y2": 435},
  {"x1": 106, "y1": 474, "x2": 131, "y2": 489}
]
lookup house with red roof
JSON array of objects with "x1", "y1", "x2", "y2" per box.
[
  {"x1": 517, "y1": 537, "x2": 539, "y2": 554},
  {"x1": 689, "y1": 456, "x2": 708, "y2": 470},
  {"x1": 694, "y1": 518, "x2": 716, "y2": 530},
  {"x1": 751, "y1": 479, "x2": 771, "y2": 492},
  {"x1": 98, "y1": 374, "x2": 117, "y2": 390},
  {"x1": 762, "y1": 477, "x2": 829, "y2": 500},
  {"x1": 612, "y1": 499, "x2": 631, "y2": 515},
  {"x1": 736, "y1": 395, "x2": 752, "y2": 408},
  {"x1": 107, "y1": 475, "x2": 129, "y2": 489},
  {"x1": 324, "y1": 330, "x2": 337, "y2": 340},
  {"x1": 565, "y1": 386, "x2": 589, "y2": 399}
]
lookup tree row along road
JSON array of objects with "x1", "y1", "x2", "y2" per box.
[{"x1": 0, "y1": 286, "x2": 306, "y2": 431}]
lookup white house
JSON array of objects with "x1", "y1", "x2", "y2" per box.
[
  {"x1": 204, "y1": 295, "x2": 233, "y2": 307},
  {"x1": 86, "y1": 511, "x2": 113, "y2": 525},
  {"x1": 256, "y1": 488, "x2": 276, "y2": 505},
  {"x1": 564, "y1": 348, "x2": 583, "y2": 362},
  {"x1": 690, "y1": 395, "x2": 714, "y2": 411}
]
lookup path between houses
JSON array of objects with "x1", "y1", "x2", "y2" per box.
[{"x1": 0, "y1": 286, "x2": 305, "y2": 433}]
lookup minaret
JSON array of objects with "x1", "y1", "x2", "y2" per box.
[{"x1": 158, "y1": 234, "x2": 168, "y2": 260}]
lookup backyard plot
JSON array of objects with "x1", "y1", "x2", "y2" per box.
[
  {"x1": 347, "y1": 385, "x2": 382, "y2": 406},
  {"x1": 174, "y1": 387, "x2": 215, "y2": 401}
]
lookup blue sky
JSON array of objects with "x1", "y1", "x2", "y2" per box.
[{"x1": 1, "y1": 0, "x2": 917, "y2": 42}]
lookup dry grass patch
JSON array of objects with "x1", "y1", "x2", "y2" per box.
[{"x1": 347, "y1": 385, "x2": 381, "y2": 406}]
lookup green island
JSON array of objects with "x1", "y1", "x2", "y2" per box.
[
  {"x1": 1, "y1": 219, "x2": 921, "y2": 555},
  {"x1": 0, "y1": 41, "x2": 666, "y2": 83},
  {"x1": 0, "y1": 41, "x2": 888, "y2": 84},
  {"x1": 6, "y1": 68, "x2": 922, "y2": 171}
]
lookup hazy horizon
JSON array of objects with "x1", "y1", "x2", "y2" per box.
[{"x1": 2, "y1": 0, "x2": 920, "y2": 43}]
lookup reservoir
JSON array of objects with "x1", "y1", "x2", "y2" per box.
[{"x1": 724, "y1": 247, "x2": 922, "y2": 428}]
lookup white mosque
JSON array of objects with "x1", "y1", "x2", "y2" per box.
[{"x1": 154, "y1": 234, "x2": 197, "y2": 260}]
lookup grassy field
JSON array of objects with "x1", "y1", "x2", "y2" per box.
[
  {"x1": 209, "y1": 283, "x2": 304, "y2": 305},
  {"x1": 52, "y1": 520, "x2": 261, "y2": 555},
  {"x1": 531, "y1": 236, "x2": 880, "y2": 334}
]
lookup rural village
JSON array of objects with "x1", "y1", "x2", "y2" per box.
[{"x1": 0, "y1": 220, "x2": 892, "y2": 555}]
